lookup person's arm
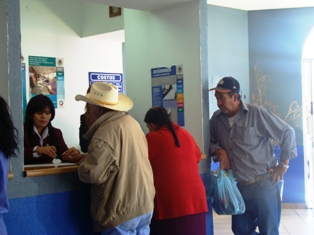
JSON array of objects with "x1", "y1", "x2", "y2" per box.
[
  {"x1": 259, "y1": 108, "x2": 296, "y2": 182},
  {"x1": 270, "y1": 159, "x2": 289, "y2": 182},
  {"x1": 271, "y1": 129, "x2": 292, "y2": 182},
  {"x1": 52, "y1": 128, "x2": 69, "y2": 156},
  {"x1": 24, "y1": 135, "x2": 38, "y2": 164},
  {"x1": 208, "y1": 115, "x2": 230, "y2": 170},
  {"x1": 50, "y1": 128, "x2": 81, "y2": 162},
  {"x1": 78, "y1": 139, "x2": 118, "y2": 185},
  {"x1": 268, "y1": 127, "x2": 291, "y2": 181},
  {"x1": 23, "y1": 125, "x2": 43, "y2": 164},
  {"x1": 211, "y1": 148, "x2": 230, "y2": 170}
]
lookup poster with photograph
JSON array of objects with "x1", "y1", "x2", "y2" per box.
[
  {"x1": 28, "y1": 56, "x2": 64, "y2": 108},
  {"x1": 150, "y1": 65, "x2": 184, "y2": 126}
]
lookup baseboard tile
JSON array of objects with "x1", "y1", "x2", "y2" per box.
[{"x1": 282, "y1": 203, "x2": 307, "y2": 209}]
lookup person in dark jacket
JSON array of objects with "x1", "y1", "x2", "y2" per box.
[{"x1": 24, "y1": 94, "x2": 81, "y2": 164}]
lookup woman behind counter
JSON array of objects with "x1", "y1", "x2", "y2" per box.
[
  {"x1": 144, "y1": 106, "x2": 208, "y2": 235},
  {"x1": 0, "y1": 96, "x2": 19, "y2": 235},
  {"x1": 24, "y1": 94, "x2": 81, "y2": 164}
]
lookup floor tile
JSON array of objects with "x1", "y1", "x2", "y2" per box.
[{"x1": 213, "y1": 209, "x2": 314, "y2": 235}]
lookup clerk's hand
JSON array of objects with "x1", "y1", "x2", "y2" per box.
[
  {"x1": 214, "y1": 148, "x2": 230, "y2": 170},
  {"x1": 37, "y1": 146, "x2": 57, "y2": 158},
  {"x1": 62, "y1": 147, "x2": 80, "y2": 157}
]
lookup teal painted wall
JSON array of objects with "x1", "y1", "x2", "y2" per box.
[
  {"x1": 248, "y1": 8, "x2": 314, "y2": 145},
  {"x1": 207, "y1": 4, "x2": 249, "y2": 118},
  {"x1": 248, "y1": 7, "x2": 314, "y2": 203}
]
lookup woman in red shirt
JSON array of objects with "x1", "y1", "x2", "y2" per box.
[{"x1": 144, "y1": 106, "x2": 208, "y2": 235}]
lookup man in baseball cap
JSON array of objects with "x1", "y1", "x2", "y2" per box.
[
  {"x1": 209, "y1": 76, "x2": 240, "y2": 93},
  {"x1": 208, "y1": 76, "x2": 296, "y2": 235}
]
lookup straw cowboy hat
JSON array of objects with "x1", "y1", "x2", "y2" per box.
[{"x1": 75, "y1": 82, "x2": 133, "y2": 111}]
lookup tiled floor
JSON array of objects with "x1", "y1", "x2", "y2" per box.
[{"x1": 213, "y1": 209, "x2": 314, "y2": 235}]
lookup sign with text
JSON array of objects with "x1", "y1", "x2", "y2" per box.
[
  {"x1": 28, "y1": 56, "x2": 64, "y2": 108},
  {"x1": 88, "y1": 72, "x2": 123, "y2": 93},
  {"x1": 150, "y1": 65, "x2": 184, "y2": 126}
]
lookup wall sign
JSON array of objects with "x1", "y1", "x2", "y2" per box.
[
  {"x1": 88, "y1": 72, "x2": 123, "y2": 93},
  {"x1": 150, "y1": 65, "x2": 184, "y2": 126},
  {"x1": 28, "y1": 56, "x2": 64, "y2": 108}
]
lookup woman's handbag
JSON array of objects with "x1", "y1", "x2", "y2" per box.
[{"x1": 212, "y1": 169, "x2": 245, "y2": 215}]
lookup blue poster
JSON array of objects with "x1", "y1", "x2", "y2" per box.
[
  {"x1": 88, "y1": 72, "x2": 123, "y2": 93},
  {"x1": 150, "y1": 65, "x2": 184, "y2": 126}
]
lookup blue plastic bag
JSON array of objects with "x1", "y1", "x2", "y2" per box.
[{"x1": 212, "y1": 169, "x2": 245, "y2": 215}]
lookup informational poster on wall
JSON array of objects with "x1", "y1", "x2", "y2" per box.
[
  {"x1": 150, "y1": 65, "x2": 184, "y2": 126},
  {"x1": 28, "y1": 56, "x2": 65, "y2": 108},
  {"x1": 88, "y1": 72, "x2": 124, "y2": 93}
]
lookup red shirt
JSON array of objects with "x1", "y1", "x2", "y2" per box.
[{"x1": 146, "y1": 122, "x2": 208, "y2": 220}]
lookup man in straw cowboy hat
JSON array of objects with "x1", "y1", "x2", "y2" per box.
[{"x1": 75, "y1": 82, "x2": 155, "y2": 235}]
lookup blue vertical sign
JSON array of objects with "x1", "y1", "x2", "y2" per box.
[
  {"x1": 88, "y1": 72, "x2": 123, "y2": 93},
  {"x1": 150, "y1": 65, "x2": 184, "y2": 126}
]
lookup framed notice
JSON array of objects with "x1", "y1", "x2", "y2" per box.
[{"x1": 109, "y1": 6, "x2": 122, "y2": 17}]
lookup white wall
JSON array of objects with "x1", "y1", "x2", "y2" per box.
[{"x1": 21, "y1": 0, "x2": 124, "y2": 149}]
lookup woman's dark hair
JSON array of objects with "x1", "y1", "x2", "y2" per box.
[
  {"x1": 0, "y1": 96, "x2": 19, "y2": 158},
  {"x1": 144, "y1": 106, "x2": 180, "y2": 147},
  {"x1": 25, "y1": 95, "x2": 55, "y2": 136}
]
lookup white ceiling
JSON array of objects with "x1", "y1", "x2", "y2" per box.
[
  {"x1": 208, "y1": 0, "x2": 314, "y2": 11},
  {"x1": 81, "y1": 0, "x2": 314, "y2": 11},
  {"x1": 83, "y1": 0, "x2": 314, "y2": 42}
]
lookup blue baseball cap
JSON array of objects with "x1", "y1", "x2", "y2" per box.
[{"x1": 209, "y1": 76, "x2": 240, "y2": 93}]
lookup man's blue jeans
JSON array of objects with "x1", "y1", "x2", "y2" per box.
[
  {"x1": 101, "y1": 212, "x2": 153, "y2": 235},
  {"x1": 232, "y1": 178, "x2": 281, "y2": 235}
]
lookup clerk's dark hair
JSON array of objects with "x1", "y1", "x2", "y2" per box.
[
  {"x1": 0, "y1": 96, "x2": 19, "y2": 158},
  {"x1": 25, "y1": 95, "x2": 56, "y2": 139},
  {"x1": 144, "y1": 106, "x2": 180, "y2": 147}
]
